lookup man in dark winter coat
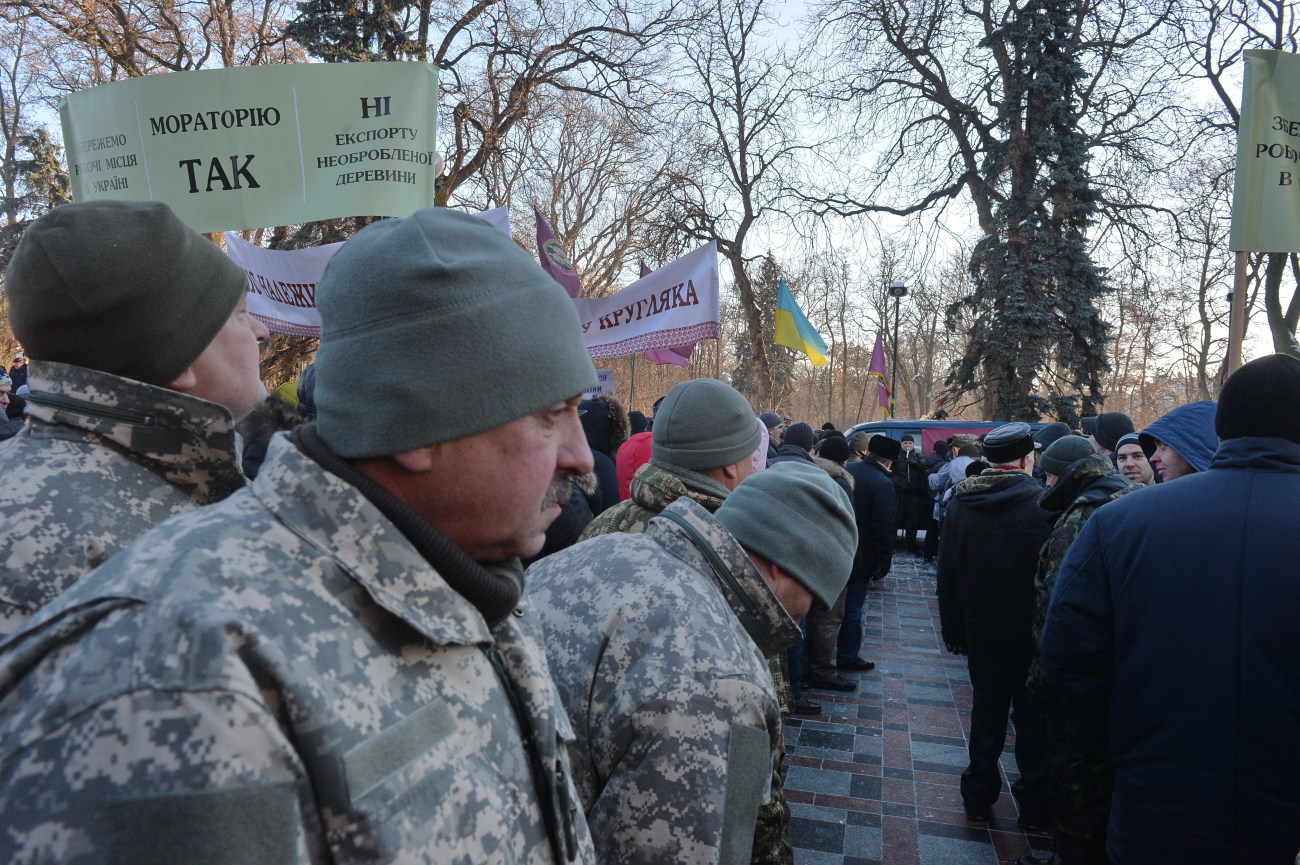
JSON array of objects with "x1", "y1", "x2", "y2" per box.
[
  {"x1": 1041, "y1": 354, "x2": 1300, "y2": 865},
  {"x1": 834, "y1": 435, "x2": 898, "y2": 680},
  {"x1": 579, "y1": 394, "x2": 629, "y2": 514},
  {"x1": 769, "y1": 421, "x2": 815, "y2": 465},
  {"x1": 1021, "y1": 437, "x2": 1137, "y2": 865},
  {"x1": 937, "y1": 423, "x2": 1053, "y2": 827},
  {"x1": 892, "y1": 434, "x2": 928, "y2": 553}
]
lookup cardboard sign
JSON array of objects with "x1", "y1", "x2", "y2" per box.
[{"x1": 61, "y1": 62, "x2": 439, "y2": 232}]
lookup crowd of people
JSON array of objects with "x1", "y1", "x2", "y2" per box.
[{"x1": 0, "y1": 199, "x2": 1294, "y2": 865}]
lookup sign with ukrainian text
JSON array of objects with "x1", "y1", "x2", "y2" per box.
[
  {"x1": 60, "y1": 62, "x2": 438, "y2": 232},
  {"x1": 573, "y1": 242, "x2": 720, "y2": 358},
  {"x1": 1231, "y1": 50, "x2": 1300, "y2": 252}
]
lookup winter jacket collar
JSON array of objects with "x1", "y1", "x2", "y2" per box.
[
  {"x1": 633, "y1": 458, "x2": 732, "y2": 511},
  {"x1": 1209, "y1": 436, "x2": 1300, "y2": 472},
  {"x1": 22, "y1": 360, "x2": 244, "y2": 505},
  {"x1": 647, "y1": 498, "x2": 802, "y2": 656},
  {"x1": 953, "y1": 468, "x2": 1041, "y2": 512},
  {"x1": 771, "y1": 443, "x2": 814, "y2": 463},
  {"x1": 1039, "y1": 451, "x2": 1136, "y2": 514},
  {"x1": 255, "y1": 431, "x2": 499, "y2": 646},
  {"x1": 813, "y1": 456, "x2": 855, "y2": 490}
]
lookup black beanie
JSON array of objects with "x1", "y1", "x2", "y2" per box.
[
  {"x1": 1093, "y1": 411, "x2": 1135, "y2": 451},
  {"x1": 783, "y1": 422, "x2": 816, "y2": 452},
  {"x1": 1034, "y1": 422, "x2": 1072, "y2": 450},
  {"x1": 1216, "y1": 354, "x2": 1300, "y2": 443},
  {"x1": 818, "y1": 435, "x2": 851, "y2": 463}
]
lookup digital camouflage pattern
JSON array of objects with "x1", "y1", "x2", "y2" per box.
[
  {"x1": 0, "y1": 360, "x2": 245, "y2": 636},
  {"x1": 575, "y1": 459, "x2": 795, "y2": 865},
  {"x1": 1028, "y1": 451, "x2": 1135, "y2": 865},
  {"x1": 578, "y1": 458, "x2": 729, "y2": 540},
  {"x1": 0, "y1": 433, "x2": 593, "y2": 865},
  {"x1": 527, "y1": 498, "x2": 802, "y2": 865}
]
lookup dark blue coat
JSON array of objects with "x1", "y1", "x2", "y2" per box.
[
  {"x1": 1041, "y1": 436, "x2": 1300, "y2": 865},
  {"x1": 845, "y1": 457, "x2": 896, "y2": 581}
]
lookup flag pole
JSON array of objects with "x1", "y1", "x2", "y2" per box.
[{"x1": 1226, "y1": 250, "x2": 1249, "y2": 377}]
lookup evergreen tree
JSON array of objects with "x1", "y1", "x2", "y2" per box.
[
  {"x1": 1, "y1": 127, "x2": 70, "y2": 271},
  {"x1": 945, "y1": 0, "x2": 1111, "y2": 421},
  {"x1": 732, "y1": 253, "x2": 796, "y2": 410},
  {"x1": 286, "y1": 0, "x2": 414, "y2": 62}
]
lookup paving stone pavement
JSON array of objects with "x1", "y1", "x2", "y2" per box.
[{"x1": 783, "y1": 546, "x2": 1055, "y2": 865}]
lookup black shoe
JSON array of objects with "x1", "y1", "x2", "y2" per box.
[
  {"x1": 963, "y1": 806, "x2": 991, "y2": 823},
  {"x1": 839, "y1": 658, "x2": 876, "y2": 672},
  {"x1": 1015, "y1": 858, "x2": 1051, "y2": 865},
  {"x1": 804, "y1": 675, "x2": 856, "y2": 692},
  {"x1": 791, "y1": 697, "x2": 822, "y2": 715}
]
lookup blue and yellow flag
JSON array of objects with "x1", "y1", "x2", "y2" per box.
[{"x1": 773, "y1": 279, "x2": 829, "y2": 366}]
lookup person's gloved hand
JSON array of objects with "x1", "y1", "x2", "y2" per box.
[{"x1": 944, "y1": 640, "x2": 968, "y2": 655}]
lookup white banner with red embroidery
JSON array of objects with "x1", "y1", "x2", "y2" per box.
[
  {"x1": 573, "y1": 241, "x2": 720, "y2": 358},
  {"x1": 225, "y1": 207, "x2": 510, "y2": 337}
]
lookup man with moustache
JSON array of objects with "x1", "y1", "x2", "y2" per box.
[{"x1": 0, "y1": 208, "x2": 598, "y2": 864}]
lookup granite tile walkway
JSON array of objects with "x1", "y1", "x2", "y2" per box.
[{"x1": 783, "y1": 549, "x2": 1054, "y2": 865}]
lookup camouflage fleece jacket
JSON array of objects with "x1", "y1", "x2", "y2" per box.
[
  {"x1": 1027, "y1": 452, "x2": 1136, "y2": 697},
  {"x1": 527, "y1": 498, "x2": 802, "y2": 865},
  {"x1": 578, "y1": 458, "x2": 730, "y2": 541},
  {"x1": 0, "y1": 432, "x2": 593, "y2": 865},
  {"x1": 0, "y1": 360, "x2": 245, "y2": 637}
]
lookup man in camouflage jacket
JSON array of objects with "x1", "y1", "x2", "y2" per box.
[
  {"x1": 528, "y1": 462, "x2": 857, "y2": 865},
  {"x1": 572, "y1": 378, "x2": 796, "y2": 863},
  {"x1": 0, "y1": 201, "x2": 268, "y2": 636},
  {"x1": 1024, "y1": 441, "x2": 1135, "y2": 865},
  {"x1": 0, "y1": 209, "x2": 599, "y2": 864}
]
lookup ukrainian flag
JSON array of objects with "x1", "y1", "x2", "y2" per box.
[{"x1": 773, "y1": 279, "x2": 830, "y2": 366}]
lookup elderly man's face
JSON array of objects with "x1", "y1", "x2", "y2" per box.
[
  {"x1": 902, "y1": 440, "x2": 914, "y2": 453},
  {"x1": 412, "y1": 395, "x2": 594, "y2": 560},
  {"x1": 0, "y1": 385, "x2": 9, "y2": 409}
]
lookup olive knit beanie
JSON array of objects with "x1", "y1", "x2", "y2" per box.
[
  {"x1": 715, "y1": 461, "x2": 857, "y2": 609},
  {"x1": 313, "y1": 208, "x2": 596, "y2": 458},
  {"x1": 5, "y1": 200, "x2": 245, "y2": 386},
  {"x1": 1040, "y1": 435, "x2": 1096, "y2": 476},
  {"x1": 651, "y1": 378, "x2": 762, "y2": 470}
]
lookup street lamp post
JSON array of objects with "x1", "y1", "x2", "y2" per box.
[{"x1": 888, "y1": 281, "x2": 908, "y2": 418}]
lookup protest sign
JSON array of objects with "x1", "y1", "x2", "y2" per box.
[
  {"x1": 583, "y1": 370, "x2": 616, "y2": 399},
  {"x1": 61, "y1": 62, "x2": 438, "y2": 232},
  {"x1": 573, "y1": 242, "x2": 720, "y2": 358},
  {"x1": 226, "y1": 206, "x2": 510, "y2": 337},
  {"x1": 1231, "y1": 49, "x2": 1300, "y2": 252}
]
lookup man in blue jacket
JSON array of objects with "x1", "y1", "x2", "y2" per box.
[
  {"x1": 1137, "y1": 399, "x2": 1217, "y2": 481},
  {"x1": 1042, "y1": 354, "x2": 1300, "y2": 865}
]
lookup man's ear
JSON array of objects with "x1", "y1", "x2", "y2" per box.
[
  {"x1": 721, "y1": 462, "x2": 741, "y2": 481},
  {"x1": 168, "y1": 366, "x2": 198, "y2": 393},
  {"x1": 391, "y1": 445, "x2": 437, "y2": 474}
]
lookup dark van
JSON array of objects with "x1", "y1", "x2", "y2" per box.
[{"x1": 844, "y1": 419, "x2": 1052, "y2": 456}]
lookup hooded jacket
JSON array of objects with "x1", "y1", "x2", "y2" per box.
[
  {"x1": 580, "y1": 395, "x2": 630, "y2": 515},
  {"x1": 1138, "y1": 400, "x2": 1218, "y2": 473},
  {"x1": 937, "y1": 469, "x2": 1053, "y2": 693}
]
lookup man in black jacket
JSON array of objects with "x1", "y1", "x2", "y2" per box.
[
  {"x1": 937, "y1": 423, "x2": 1053, "y2": 828},
  {"x1": 832, "y1": 435, "x2": 898, "y2": 683}
]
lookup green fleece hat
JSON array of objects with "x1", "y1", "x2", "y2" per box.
[
  {"x1": 1040, "y1": 435, "x2": 1096, "y2": 477},
  {"x1": 313, "y1": 207, "x2": 596, "y2": 458},
  {"x1": 4, "y1": 200, "x2": 245, "y2": 386},
  {"x1": 652, "y1": 378, "x2": 762, "y2": 470},
  {"x1": 715, "y1": 461, "x2": 857, "y2": 609}
]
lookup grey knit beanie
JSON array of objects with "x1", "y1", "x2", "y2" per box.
[
  {"x1": 651, "y1": 378, "x2": 762, "y2": 470},
  {"x1": 313, "y1": 208, "x2": 596, "y2": 458},
  {"x1": 5, "y1": 200, "x2": 245, "y2": 386},
  {"x1": 1040, "y1": 435, "x2": 1096, "y2": 476},
  {"x1": 759, "y1": 411, "x2": 782, "y2": 430},
  {"x1": 715, "y1": 461, "x2": 857, "y2": 609}
]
